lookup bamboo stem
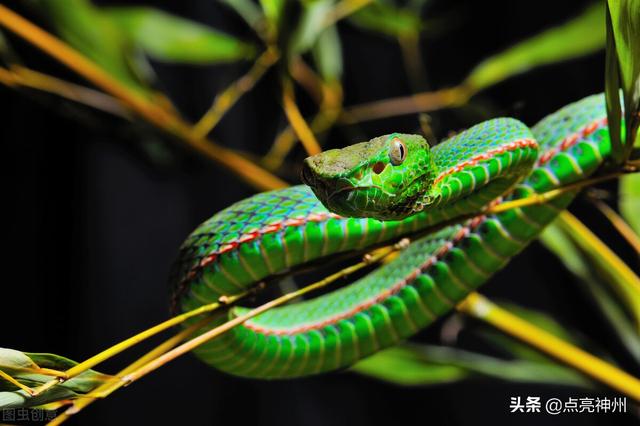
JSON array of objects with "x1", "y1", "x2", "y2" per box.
[
  {"x1": 0, "y1": 369, "x2": 34, "y2": 395},
  {"x1": 485, "y1": 170, "x2": 634, "y2": 215},
  {"x1": 192, "y1": 47, "x2": 279, "y2": 138},
  {"x1": 457, "y1": 292, "x2": 640, "y2": 402},
  {"x1": 323, "y1": 0, "x2": 373, "y2": 29},
  {"x1": 592, "y1": 199, "x2": 640, "y2": 254},
  {"x1": 0, "y1": 5, "x2": 287, "y2": 191},
  {"x1": 118, "y1": 241, "x2": 406, "y2": 385},
  {"x1": 46, "y1": 316, "x2": 214, "y2": 426},
  {"x1": 0, "y1": 65, "x2": 128, "y2": 117},
  {"x1": 281, "y1": 78, "x2": 322, "y2": 156},
  {"x1": 340, "y1": 86, "x2": 470, "y2": 124},
  {"x1": 556, "y1": 211, "x2": 640, "y2": 327},
  {"x1": 31, "y1": 291, "x2": 248, "y2": 397}
]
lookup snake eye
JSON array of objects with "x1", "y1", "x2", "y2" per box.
[{"x1": 389, "y1": 137, "x2": 407, "y2": 165}]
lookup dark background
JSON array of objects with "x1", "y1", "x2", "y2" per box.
[{"x1": 1, "y1": 0, "x2": 638, "y2": 425}]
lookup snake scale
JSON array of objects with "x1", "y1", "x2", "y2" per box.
[{"x1": 169, "y1": 93, "x2": 612, "y2": 379}]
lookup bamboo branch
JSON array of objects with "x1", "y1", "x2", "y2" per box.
[
  {"x1": 1, "y1": 65, "x2": 128, "y2": 117},
  {"x1": 30, "y1": 290, "x2": 249, "y2": 397},
  {"x1": 592, "y1": 199, "x2": 640, "y2": 254},
  {"x1": 457, "y1": 292, "x2": 640, "y2": 402},
  {"x1": 192, "y1": 47, "x2": 279, "y2": 138},
  {"x1": 0, "y1": 5, "x2": 287, "y2": 191},
  {"x1": 47, "y1": 316, "x2": 214, "y2": 426},
  {"x1": 340, "y1": 86, "x2": 471, "y2": 124},
  {"x1": 281, "y1": 77, "x2": 322, "y2": 156},
  {"x1": 117, "y1": 241, "x2": 406, "y2": 385}
]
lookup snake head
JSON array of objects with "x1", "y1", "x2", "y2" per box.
[{"x1": 301, "y1": 133, "x2": 435, "y2": 220}]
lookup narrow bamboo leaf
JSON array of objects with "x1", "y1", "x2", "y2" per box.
[
  {"x1": 221, "y1": 0, "x2": 264, "y2": 30},
  {"x1": 472, "y1": 302, "x2": 587, "y2": 364},
  {"x1": 312, "y1": 24, "x2": 343, "y2": 81},
  {"x1": 495, "y1": 302, "x2": 579, "y2": 343},
  {"x1": 348, "y1": 1, "x2": 422, "y2": 38},
  {"x1": 607, "y1": 0, "x2": 640, "y2": 160},
  {"x1": 259, "y1": 0, "x2": 286, "y2": 25},
  {"x1": 352, "y1": 345, "x2": 592, "y2": 388},
  {"x1": 554, "y1": 213, "x2": 640, "y2": 328},
  {"x1": 605, "y1": 3, "x2": 624, "y2": 165},
  {"x1": 619, "y1": 173, "x2": 640, "y2": 235},
  {"x1": 540, "y1": 222, "x2": 640, "y2": 361},
  {"x1": 351, "y1": 346, "x2": 469, "y2": 386},
  {"x1": 465, "y1": 3, "x2": 605, "y2": 93},
  {"x1": 32, "y1": 0, "x2": 150, "y2": 93},
  {"x1": 291, "y1": 0, "x2": 335, "y2": 54},
  {"x1": 104, "y1": 7, "x2": 256, "y2": 64},
  {"x1": 0, "y1": 349, "x2": 111, "y2": 409}
]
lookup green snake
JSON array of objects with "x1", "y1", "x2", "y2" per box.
[{"x1": 170, "y1": 93, "x2": 611, "y2": 379}]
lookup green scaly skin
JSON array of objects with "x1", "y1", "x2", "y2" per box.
[{"x1": 170, "y1": 93, "x2": 611, "y2": 379}]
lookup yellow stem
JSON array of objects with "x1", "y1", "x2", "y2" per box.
[
  {"x1": 593, "y1": 199, "x2": 640, "y2": 254},
  {"x1": 31, "y1": 291, "x2": 248, "y2": 397},
  {"x1": 0, "y1": 369, "x2": 34, "y2": 395},
  {"x1": 3, "y1": 65, "x2": 128, "y2": 117},
  {"x1": 192, "y1": 47, "x2": 279, "y2": 138},
  {"x1": 47, "y1": 316, "x2": 213, "y2": 426},
  {"x1": 398, "y1": 32, "x2": 428, "y2": 91},
  {"x1": 457, "y1": 292, "x2": 640, "y2": 402},
  {"x1": 289, "y1": 57, "x2": 326, "y2": 105},
  {"x1": 485, "y1": 170, "x2": 630, "y2": 215},
  {"x1": 119, "y1": 241, "x2": 407, "y2": 385},
  {"x1": 556, "y1": 211, "x2": 640, "y2": 326},
  {"x1": 281, "y1": 78, "x2": 322, "y2": 156},
  {"x1": 340, "y1": 86, "x2": 470, "y2": 124},
  {"x1": 323, "y1": 0, "x2": 373, "y2": 28},
  {"x1": 265, "y1": 80, "x2": 342, "y2": 170},
  {"x1": 0, "y1": 5, "x2": 287, "y2": 192}
]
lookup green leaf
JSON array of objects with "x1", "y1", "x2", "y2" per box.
[
  {"x1": 312, "y1": 23, "x2": 343, "y2": 81},
  {"x1": 352, "y1": 346, "x2": 469, "y2": 386},
  {"x1": 291, "y1": 0, "x2": 335, "y2": 54},
  {"x1": 260, "y1": 0, "x2": 286, "y2": 26},
  {"x1": 471, "y1": 302, "x2": 587, "y2": 364},
  {"x1": 465, "y1": 3, "x2": 605, "y2": 93},
  {"x1": 104, "y1": 7, "x2": 256, "y2": 64},
  {"x1": 605, "y1": 3, "x2": 624, "y2": 165},
  {"x1": 352, "y1": 345, "x2": 593, "y2": 388},
  {"x1": 32, "y1": 0, "x2": 150, "y2": 94},
  {"x1": 348, "y1": 1, "x2": 422, "y2": 38},
  {"x1": 619, "y1": 173, "x2": 640, "y2": 235},
  {"x1": 221, "y1": 0, "x2": 265, "y2": 30},
  {"x1": 607, "y1": 0, "x2": 640, "y2": 161},
  {"x1": 540, "y1": 222, "x2": 640, "y2": 362},
  {"x1": 0, "y1": 349, "x2": 111, "y2": 409}
]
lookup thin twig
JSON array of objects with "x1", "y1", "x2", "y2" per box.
[
  {"x1": 47, "y1": 316, "x2": 215, "y2": 425},
  {"x1": 118, "y1": 241, "x2": 406, "y2": 385},
  {"x1": 0, "y1": 370, "x2": 34, "y2": 395},
  {"x1": 322, "y1": 0, "x2": 373, "y2": 29},
  {"x1": 264, "y1": 77, "x2": 342, "y2": 170},
  {"x1": 0, "y1": 5, "x2": 287, "y2": 191},
  {"x1": 281, "y1": 77, "x2": 322, "y2": 156},
  {"x1": 340, "y1": 86, "x2": 471, "y2": 124},
  {"x1": 31, "y1": 291, "x2": 248, "y2": 397},
  {"x1": 592, "y1": 199, "x2": 640, "y2": 254},
  {"x1": 192, "y1": 47, "x2": 279, "y2": 138},
  {"x1": 0, "y1": 65, "x2": 128, "y2": 117}
]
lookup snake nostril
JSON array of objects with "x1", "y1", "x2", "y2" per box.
[{"x1": 372, "y1": 162, "x2": 385, "y2": 174}]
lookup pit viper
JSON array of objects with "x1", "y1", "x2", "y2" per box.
[{"x1": 170, "y1": 93, "x2": 611, "y2": 378}]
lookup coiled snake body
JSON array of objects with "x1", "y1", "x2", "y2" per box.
[{"x1": 170, "y1": 94, "x2": 611, "y2": 378}]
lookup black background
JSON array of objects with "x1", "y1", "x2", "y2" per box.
[{"x1": 1, "y1": 0, "x2": 638, "y2": 425}]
